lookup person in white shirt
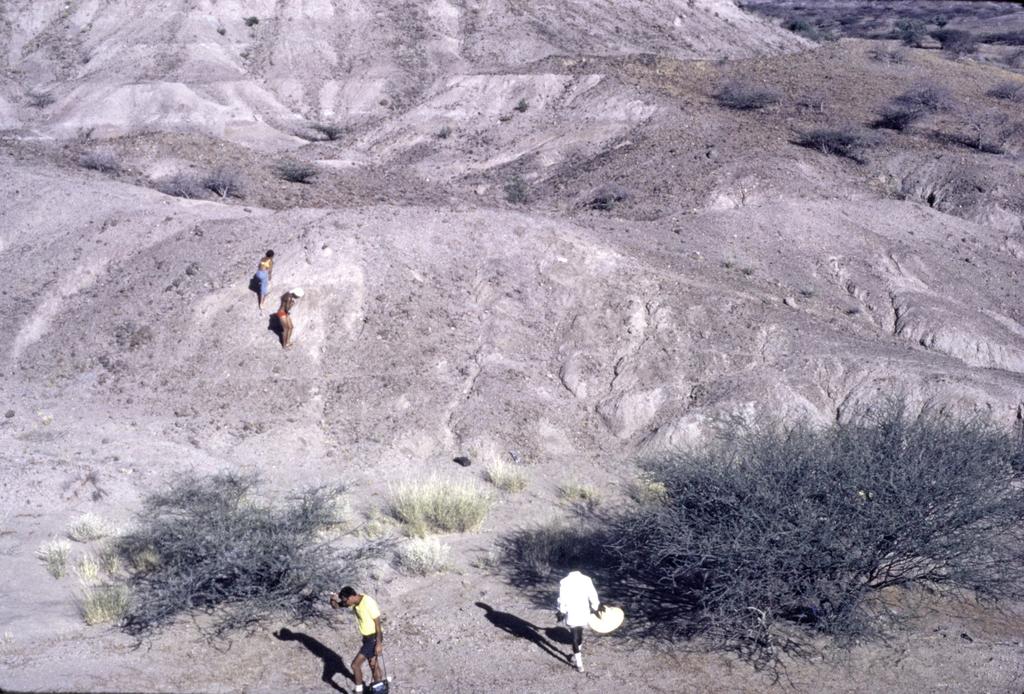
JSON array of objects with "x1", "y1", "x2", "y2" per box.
[{"x1": 557, "y1": 570, "x2": 604, "y2": 672}]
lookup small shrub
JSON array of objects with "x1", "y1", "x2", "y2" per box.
[
  {"x1": 504, "y1": 175, "x2": 529, "y2": 204},
  {"x1": 396, "y1": 537, "x2": 451, "y2": 576},
  {"x1": 202, "y1": 166, "x2": 244, "y2": 199},
  {"x1": 79, "y1": 149, "x2": 120, "y2": 173},
  {"x1": 874, "y1": 84, "x2": 953, "y2": 131},
  {"x1": 874, "y1": 105, "x2": 924, "y2": 131},
  {"x1": 156, "y1": 172, "x2": 204, "y2": 199},
  {"x1": 714, "y1": 81, "x2": 781, "y2": 111},
  {"x1": 987, "y1": 81, "x2": 1024, "y2": 103},
  {"x1": 893, "y1": 84, "x2": 954, "y2": 112},
  {"x1": 436, "y1": 125, "x2": 453, "y2": 139},
  {"x1": 984, "y1": 31, "x2": 1024, "y2": 47},
  {"x1": 514, "y1": 98, "x2": 529, "y2": 113},
  {"x1": 244, "y1": 16, "x2": 259, "y2": 27},
  {"x1": 37, "y1": 539, "x2": 71, "y2": 578},
  {"x1": 217, "y1": 26, "x2": 227, "y2": 36},
  {"x1": 310, "y1": 123, "x2": 346, "y2": 141},
  {"x1": 116, "y1": 472, "x2": 370, "y2": 636},
  {"x1": 68, "y1": 513, "x2": 112, "y2": 542},
  {"x1": 795, "y1": 128, "x2": 873, "y2": 162},
  {"x1": 868, "y1": 47, "x2": 907, "y2": 64},
  {"x1": 956, "y1": 111, "x2": 1022, "y2": 154},
  {"x1": 26, "y1": 91, "x2": 55, "y2": 109},
  {"x1": 933, "y1": 29, "x2": 977, "y2": 57},
  {"x1": 896, "y1": 19, "x2": 928, "y2": 47},
  {"x1": 586, "y1": 183, "x2": 629, "y2": 211},
  {"x1": 483, "y1": 460, "x2": 527, "y2": 493},
  {"x1": 275, "y1": 160, "x2": 318, "y2": 184},
  {"x1": 1006, "y1": 50, "x2": 1024, "y2": 69},
  {"x1": 389, "y1": 477, "x2": 492, "y2": 537},
  {"x1": 79, "y1": 584, "x2": 130, "y2": 625},
  {"x1": 783, "y1": 17, "x2": 826, "y2": 42}
]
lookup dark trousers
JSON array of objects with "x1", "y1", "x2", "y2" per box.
[{"x1": 571, "y1": 626, "x2": 584, "y2": 653}]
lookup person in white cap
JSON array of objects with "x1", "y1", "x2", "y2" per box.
[
  {"x1": 557, "y1": 570, "x2": 604, "y2": 672},
  {"x1": 274, "y1": 287, "x2": 304, "y2": 348}
]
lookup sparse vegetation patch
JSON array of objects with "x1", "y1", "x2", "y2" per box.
[
  {"x1": 714, "y1": 81, "x2": 781, "y2": 111},
  {"x1": 795, "y1": 128, "x2": 873, "y2": 162},
  {"x1": 156, "y1": 172, "x2": 204, "y2": 199},
  {"x1": 202, "y1": 166, "x2": 244, "y2": 199},
  {"x1": 79, "y1": 149, "x2": 120, "y2": 173},
  {"x1": 389, "y1": 477, "x2": 492, "y2": 537},
  {"x1": 275, "y1": 160, "x2": 318, "y2": 184},
  {"x1": 483, "y1": 460, "x2": 527, "y2": 493}
]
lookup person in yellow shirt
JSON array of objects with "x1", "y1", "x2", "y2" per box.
[
  {"x1": 330, "y1": 586, "x2": 383, "y2": 692},
  {"x1": 254, "y1": 250, "x2": 274, "y2": 311}
]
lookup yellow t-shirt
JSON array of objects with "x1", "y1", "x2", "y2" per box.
[
  {"x1": 352, "y1": 595, "x2": 381, "y2": 636},
  {"x1": 258, "y1": 257, "x2": 273, "y2": 271}
]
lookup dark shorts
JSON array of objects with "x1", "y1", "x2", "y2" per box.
[
  {"x1": 255, "y1": 269, "x2": 269, "y2": 296},
  {"x1": 359, "y1": 634, "x2": 378, "y2": 659}
]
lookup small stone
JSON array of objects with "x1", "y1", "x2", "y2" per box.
[
  {"x1": 783, "y1": 297, "x2": 797, "y2": 308},
  {"x1": 453, "y1": 456, "x2": 472, "y2": 467},
  {"x1": 4, "y1": 409, "x2": 14, "y2": 418}
]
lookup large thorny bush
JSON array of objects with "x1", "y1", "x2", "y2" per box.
[
  {"x1": 118, "y1": 473, "x2": 378, "y2": 637},
  {"x1": 503, "y1": 402, "x2": 1024, "y2": 667},
  {"x1": 611, "y1": 403, "x2": 1024, "y2": 662}
]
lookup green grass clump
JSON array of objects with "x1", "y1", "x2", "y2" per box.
[
  {"x1": 483, "y1": 460, "x2": 528, "y2": 493},
  {"x1": 389, "y1": 477, "x2": 492, "y2": 536}
]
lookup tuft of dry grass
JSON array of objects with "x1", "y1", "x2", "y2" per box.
[
  {"x1": 627, "y1": 478, "x2": 668, "y2": 505},
  {"x1": 395, "y1": 537, "x2": 451, "y2": 576},
  {"x1": 79, "y1": 583, "x2": 130, "y2": 625},
  {"x1": 67, "y1": 513, "x2": 112, "y2": 542},
  {"x1": 36, "y1": 539, "x2": 72, "y2": 578},
  {"x1": 558, "y1": 481, "x2": 601, "y2": 511},
  {"x1": 483, "y1": 460, "x2": 528, "y2": 493},
  {"x1": 389, "y1": 478, "x2": 492, "y2": 537},
  {"x1": 75, "y1": 554, "x2": 102, "y2": 585}
]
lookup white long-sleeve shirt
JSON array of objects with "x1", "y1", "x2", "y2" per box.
[{"x1": 557, "y1": 571, "x2": 600, "y2": 628}]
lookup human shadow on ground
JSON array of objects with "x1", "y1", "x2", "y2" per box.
[
  {"x1": 543, "y1": 625, "x2": 575, "y2": 646},
  {"x1": 267, "y1": 313, "x2": 283, "y2": 342},
  {"x1": 475, "y1": 602, "x2": 568, "y2": 664},
  {"x1": 274, "y1": 627, "x2": 352, "y2": 692}
]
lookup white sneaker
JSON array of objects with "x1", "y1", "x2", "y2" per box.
[
  {"x1": 573, "y1": 653, "x2": 584, "y2": 672},
  {"x1": 354, "y1": 686, "x2": 364, "y2": 693}
]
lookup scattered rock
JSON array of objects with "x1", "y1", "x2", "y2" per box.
[
  {"x1": 453, "y1": 456, "x2": 472, "y2": 467},
  {"x1": 4, "y1": 410, "x2": 14, "y2": 418}
]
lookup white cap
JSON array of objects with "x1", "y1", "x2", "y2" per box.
[{"x1": 290, "y1": 287, "x2": 305, "y2": 298}]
